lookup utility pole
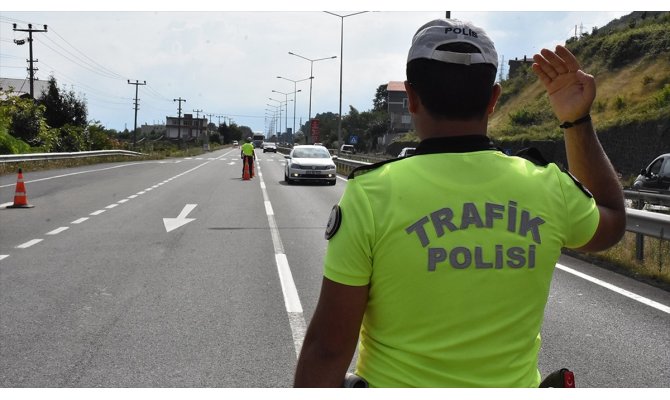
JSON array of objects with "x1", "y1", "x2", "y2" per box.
[
  {"x1": 498, "y1": 56, "x2": 506, "y2": 82},
  {"x1": 193, "y1": 108, "x2": 203, "y2": 146},
  {"x1": 173, "y1": 97, "x2": 186, "y2": 148},
  {"x1": 128, "y1": 80, "x2": 146, "y2": 149},
  {"x1": 13, "y1": 23, "x2": 48, "y2": 99},
  {"x1": 205, "y1": 113, "x2": 214, "y2": 150}
]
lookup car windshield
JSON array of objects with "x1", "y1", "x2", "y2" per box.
[{"x1": 293, "y1": 148, "x2": 330, "y2": 159}]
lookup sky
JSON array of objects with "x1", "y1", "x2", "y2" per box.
[{"x1": 0, "y1": 1, "x2": 661, "y2": 135}]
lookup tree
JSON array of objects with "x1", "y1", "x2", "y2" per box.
[
  {"x1": 373, "y1": 84, "x2": 388, "y2": 112},
  {"x1": 39, "y1": 76, "x2": 88, "y2": 129}
]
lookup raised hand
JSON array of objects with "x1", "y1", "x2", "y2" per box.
[{"x1": 532, "y1": 45, "x2": 595, "y2": 123}]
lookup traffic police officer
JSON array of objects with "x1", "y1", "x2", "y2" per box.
[{"x1": 294, "y1": 18, "x2": 626, "y2": 387}]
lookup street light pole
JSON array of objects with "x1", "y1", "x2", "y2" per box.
[
  {"x1": 287, "y1": 52, "x2": 337, "y2": 144},
  {"x1": 272, "y1": 90, "x2": 300, "y2": 144},
  {"x1": 325, "y1": 11, "x2": 367, "y2": 155},
  {"x1": 277, "y1": 76, "x2": 310, "y2": 144}
]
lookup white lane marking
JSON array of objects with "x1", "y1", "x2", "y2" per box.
[
  {"x1": 556, "y1": 263, "x2": 670, "y2": 314},
  {"x1": 0, "y1": 157, "x2": 219, "y2": 263},
  {"x1": 264, "y1": 201, "x2": 274, "y2": 216},
  {"x1": 136, "y1": 191, "x2": 146, "y2": 195},
  {"x1": 0, "y1": 202, "x2": 14, "y2": 208},
  {"x1": 16, "y1": 239, "x2": 43, "y2": 249},
  {"x1": 46, "y1": 227, "x2": 69, "y2": 235},
  {"x1": 0, "y1": 163, "x2": 144, "y2": 188},
  {"x1": 257, "y1": 162, "x2": 306, "y2": 357}
]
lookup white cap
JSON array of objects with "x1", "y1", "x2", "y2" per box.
[{"x1": 407, "y1": 19, "x2": 498, "y2": 69}]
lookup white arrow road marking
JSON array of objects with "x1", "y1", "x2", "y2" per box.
[{"x1": 163, "y1": 204, "x2": 197, "y2": 233}]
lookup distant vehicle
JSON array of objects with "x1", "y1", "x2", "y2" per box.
[
  {"x1": 632, "y1": 153, "x2": 670, "y2": 208},
  {"x1": 340, "y1": 144, "x2": 355, "y2": 155},
  {"x1": 398, "y1": 147, "x2": 416, "y2": 158},
  {"x1": 232, "y1": 140, "x2": 239, "y2": 147},
  {"x1": 263, "y1": 142, "x2": 277, "y2": 153},
  {"x1": 284, "y1": 145, "x2": 337, "y2": 186},
  {"x1": 252, "y1": 133, "x2": 265, "y2": 148},
  {"x1": 313, "y1": 142, "x2": 324, "y2": 147}
]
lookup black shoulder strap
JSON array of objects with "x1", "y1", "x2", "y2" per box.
[
  {"x1": 348, "y1": 157, "x2": 405, "y2": 180},
  {"x1": 515, "y1": 147, "x2": 549, "y2": 167}
]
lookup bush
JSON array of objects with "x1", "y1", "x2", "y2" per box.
[
  {"x1": 655, "y1": 84, "x2": 670, "y2": 108},
  {"x1": 509, "y1": 108, "x2": 541, "y2": 126},
  {"x1": 614, "y1": 96, "x2": 626, "y2": 110}
]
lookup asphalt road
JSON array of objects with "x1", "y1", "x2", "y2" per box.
[{"x1": 1, "y1": 148, "x2": 668, "y2": 388}]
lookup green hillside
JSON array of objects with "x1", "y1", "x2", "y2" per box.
[{"x1": 489, "y1": 11, "x2": 670, "y2": 143}]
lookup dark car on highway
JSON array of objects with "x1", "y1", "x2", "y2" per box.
[{"x1": 633, "y1": 153, "x2": 670, "y2": 193}]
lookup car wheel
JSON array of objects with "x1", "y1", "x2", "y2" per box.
[{"x1": 284, "y1": 172, "x2": 292, "y2": 184}]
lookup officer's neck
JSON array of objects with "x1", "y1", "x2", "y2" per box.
[{"x1": 415, "y1": 114, "x2": 489, "y2": 140}]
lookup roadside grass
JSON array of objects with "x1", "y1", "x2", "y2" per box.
[{"x1": 572, "y1": 232, "x2": 670, "y2": 288}]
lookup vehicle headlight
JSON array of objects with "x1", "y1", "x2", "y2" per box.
[{"x1": 291, "y1": 164, "x2": 303, "y2": 169}]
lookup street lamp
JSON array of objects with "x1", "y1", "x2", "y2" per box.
[
  {"x1": 325, "y1": 11, "x2": 368, "y2": 155},
  {"x1": 267, "y1": 101, "x2": 282, "y2": 138},
  {"x1": 277, "y1": 76, "x2": 311, "y2": 144},
  {"x1": 269, "y1": 98, "x2": 293, "y2": 142},
  {"x1": 272, "y1": 90, "x2": 300, "y2": 144},
  {"x1": 288, "y1": 52, "x2": 337, "y2": 144}
]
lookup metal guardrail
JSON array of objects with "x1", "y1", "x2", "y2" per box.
[
  {"x1": 0, "y1": 150, "x2": 143, "y2": 163},
  {"x1": 624, "y1": 189, "x2": 670, "y2": 208}
]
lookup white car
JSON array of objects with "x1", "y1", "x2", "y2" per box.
[
  {"x1": 398, "y1": 147, "x2": 416, "y2": 158},
  {"x1": 284, "y1": 145, "x2": 337, "y2": 185}
]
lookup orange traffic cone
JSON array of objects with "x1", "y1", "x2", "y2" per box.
[
  {"x1": 250, "y1": 159, "x2": 255, "y2": 178},
  {"x1": 7, "y1": 168, "x2": 34, "y2": 208},
  {"x1": 243, "y1": 158, "x2": 250, "y2": 180}
]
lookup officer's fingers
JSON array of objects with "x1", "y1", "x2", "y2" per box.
[
  {"x1": 532, "y1": 53, "x2": 556, "y2": 83},
  {"x1": 555, "y1": 45, "x2": 581, "y2": 72},
  {"x1": 531, "y1": 62, "x2": 552, "y2": 87},
  {"x1": 540, "y1": 48, "x2": 569, "y2": 74}
]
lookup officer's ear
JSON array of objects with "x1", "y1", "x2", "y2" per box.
[
  {"x1": 487, "y1": 83, "x2": 502, "y2": 115},
  {"x1": 404, "y1": 80, "x2": 420, "y2": 114}
]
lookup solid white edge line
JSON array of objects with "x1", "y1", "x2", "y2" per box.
[
  {"x1": 264, "y1": 200, "x2": 274, "y2": 216},
  {"x1": 16, "y1": 239, "x2": 43, "y2": 249},
  {"x1": 275, "y1": 253, "x2": 303, "y2": 313},
  {"x1": 556, "y1": 263, "x2": 670, "y2": 314}
]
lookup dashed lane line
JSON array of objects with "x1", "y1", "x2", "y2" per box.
[
  {"x1": 0, "y1": 155, "x2": 227, "y2": 264},
  {"x1": 16, "y1": 239, "x2": 43, "y2": 249},
  {"x1": 46, "y1": 227, "x2": 69, "y2": 235}
]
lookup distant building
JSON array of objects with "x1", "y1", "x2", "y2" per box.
[
  {"x1": 140, "y1": 123, "x2": 166, "y2": 136},
  {"x1": 377, "y1": 81, "x2": 413, "y2": 148},
  {"x1": 0, "y1": 77, "x2": 50, "y2": 99},
  {"x1": 508, "y1": 56, "x2": 534, "y2": 79},
  {"x1": 387, "y1": 81, "x2": 412, "y2": 133},
  {"x1": 165, "y1": 113, "x2": 207, "y2": 140}
]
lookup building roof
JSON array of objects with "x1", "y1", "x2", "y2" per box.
[
  {"x1": 0, "y1": 77, "x2": 51, "y2": 98},
  {"x1": 387, "y1": 81, "x2": 406, "y2": 92}
]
